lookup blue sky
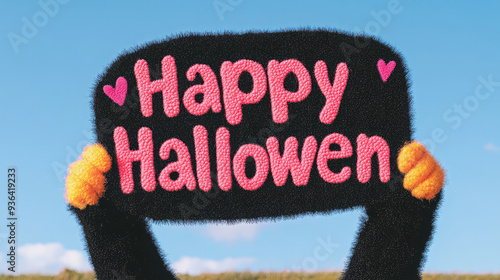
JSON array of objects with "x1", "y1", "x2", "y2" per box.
[{"x1": 1, "y1": 0, "x2": 499, "y2": 275}]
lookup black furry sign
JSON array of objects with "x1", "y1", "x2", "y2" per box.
[
  {"x1": 93, "y1": 30, "x2": 409, "y2": 220},
  {"x1": 68, "y1": 30, "x2": 444, "y2": 280}
]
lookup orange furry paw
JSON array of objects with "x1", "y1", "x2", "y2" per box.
[
  {"x1": 65, "y1": 144, "x2": 112, "y2": 209},
  {"x1": 397, "y1": 141, "x2": 445, "y2": 200}
]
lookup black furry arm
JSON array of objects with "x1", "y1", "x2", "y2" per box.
[{"x1": 71, "y1": 198, "x2": 177, "y2": 280}]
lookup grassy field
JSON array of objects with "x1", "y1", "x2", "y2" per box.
[{"x1": 1, "y1": 269, "x2": 499, "y2": 280}]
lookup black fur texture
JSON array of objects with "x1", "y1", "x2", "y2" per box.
[{"x1": 70, "y1": 29, "x2": 442, "y2": 279}]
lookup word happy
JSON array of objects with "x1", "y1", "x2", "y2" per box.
[{"x1": 111, "y1": 55, "x2": 392, "y2": 194}]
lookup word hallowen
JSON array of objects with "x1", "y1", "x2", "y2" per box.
[{"x1": 114, "y1": 126, "x2": 390, "y2": 194}]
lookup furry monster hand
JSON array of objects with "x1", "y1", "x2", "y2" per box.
[
  {"x1": 398, "y1": 141, "x2": 445, "y2": 200},
  {"x1": 65, "y1": 144, "x2": 111, "y2": 210}
]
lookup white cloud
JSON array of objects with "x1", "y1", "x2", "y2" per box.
[
  {"x1": 484, "y1": 142, "x2": 500, "y2": 152},
  {"x1": 15, "y1": 243, "x2": 91, "y2": 274},
  {"x1": 173, "y1": 256, "x2": 256, "y2": 275},
  {"x1": 204, "y1": 222, "x2": 264, "y2": 243}
]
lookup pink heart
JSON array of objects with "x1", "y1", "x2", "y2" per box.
[
  {"x1": 377, "y1": 59, "x2": 396, "y2": 82},
  {"x1": 103, "y1": 77, "x2": 127, "y2": 106}
]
